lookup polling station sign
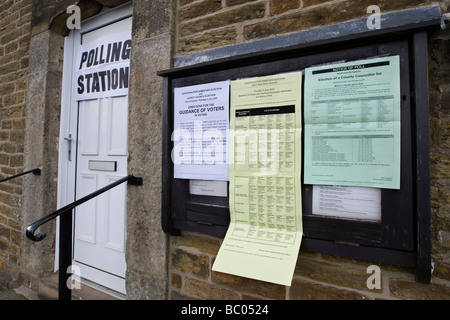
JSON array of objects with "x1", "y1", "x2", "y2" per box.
[{"x1": 75, "y1": 32, "x2": 131, "y2": 100}]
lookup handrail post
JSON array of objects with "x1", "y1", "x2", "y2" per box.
[{"x1": 59, "y1": 209, "x2": 72, "y2": 300}]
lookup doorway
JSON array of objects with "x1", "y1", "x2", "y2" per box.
[{"x1": 57, "y1": 4, "x2": 132, "y2": 295}]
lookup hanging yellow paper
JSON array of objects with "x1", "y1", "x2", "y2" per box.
[{"x1": 213, "y1": 71, "x2": 303, "y2": 286}]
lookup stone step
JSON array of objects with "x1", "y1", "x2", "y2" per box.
[{"x1": 37, "y1": 273, "x2": 122, "y2": 300}]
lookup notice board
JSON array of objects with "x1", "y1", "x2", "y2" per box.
[{"x1": 160, "y1": 30, "x2": 432, "y2": 283}]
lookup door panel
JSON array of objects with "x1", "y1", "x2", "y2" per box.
[
  {"x1": 75, "y1": 173, "x2": 98, "y2": 244},
  {"x1": 78, "y1": 100, "x2": 100, "y2": 155},
  {"x1": 107, "y1": 96, "x2": 129, "y2": 156},
  {"x1": 104, "y1": 175, "x2": 127, "y2": 252}
]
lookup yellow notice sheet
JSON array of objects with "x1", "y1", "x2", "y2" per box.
[{"x1": 212, "y1": 72, "x2": 303, "y2": 286}]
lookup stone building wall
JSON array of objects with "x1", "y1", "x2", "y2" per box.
[
  {"x1": 0, "y1": 0, "x2": 32, "y2": 282},
  {"x1": 176, "y1": 0, "x2": 444, "y2": 54},
  {"x1": 169, "y1": 0, "x2": 450, "y2": 300},
  {"x1": 429, "y1": 19, "x2": 450, "y2": 283}
]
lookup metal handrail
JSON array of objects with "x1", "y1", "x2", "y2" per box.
[
  {"x1": 26, "y1": 175, "x2": 142, "y2": 242},
  {"x1": 0, "y1": 168, "x2": 41, "y2": 183},
  {"x1": 25, "y1": 174, "x2": 143, "y2": 300}
]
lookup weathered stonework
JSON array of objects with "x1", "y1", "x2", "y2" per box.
[
  {"x1": 0, "y1": 0, "x2": 32, "y2": 284},
  {"x1": 126, "y1": 0, "x2": 175, "y2": 300},
  {"x1": 429, "y1": 24, "x2": 450, "y2": 284},
  {"x1": 21, "y1": 29, "x2": 64, "y2": 289}
]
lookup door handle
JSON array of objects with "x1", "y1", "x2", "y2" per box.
[{"x1": 64, "y1": 134, "x2": 73, "y2": 161}]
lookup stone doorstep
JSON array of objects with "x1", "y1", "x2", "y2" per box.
[
  {"x1": 13, "y1": 285, "x2": 40, "y2": 300},
  {"x1": 0, "y1": 274, "x2": 121, "y2": 300},
  {"x1": 0, "y1": 271, "x2": 19, "y2": 289},
  {"x1": 37, "y1": 273, "x2": 121, "y2": 300}
]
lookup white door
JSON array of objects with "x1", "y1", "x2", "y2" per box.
[
  {"x1": 74, "y1": 95, "x2": 129, "y2": 294},
  {"x1": 58, "y1": 6, "x2": 132, "y2": 295}
]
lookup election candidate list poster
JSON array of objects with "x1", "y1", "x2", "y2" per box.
[
  {"x1": 75, "y1": 32, "x2": 131, "y2": 100},
  {"x1": 173, "y1": 81, "x2": 230, "y2": 181},
  {"x1": 213, "y1": 72, "x2": 303, "y2": 286},
  {"x1": 304, "y1": 56, "x2": 401, "y2": 189}
]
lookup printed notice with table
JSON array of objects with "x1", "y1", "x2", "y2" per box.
[
  {"x1": 212, "y1": 72, "x2": 303, "y2": 286},
  {"x1": 304, "y1": 56, "x2": 401, "y2": 189}
]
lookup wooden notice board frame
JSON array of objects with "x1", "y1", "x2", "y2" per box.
[{"x1": 159, "y1": 6, "x2": 442, "y2": 283}]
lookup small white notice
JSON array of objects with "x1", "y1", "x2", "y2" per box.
[
  {"x1": 312, "y1": 185, "x2": 381, "y2": 221},
  {"x1": 189, "y1": 180, "x2": 228, "y2": 197},
  {"x1": 173, "y1": 80, "x2": 230, "y2": 181}
]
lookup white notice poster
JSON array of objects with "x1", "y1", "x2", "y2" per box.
[
  {"x1": 75, "y1": 32, "x2": 131, "y2": 101},
  {"x1": 173, "y1": 81, "x2": 230, "y2": 181}
]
